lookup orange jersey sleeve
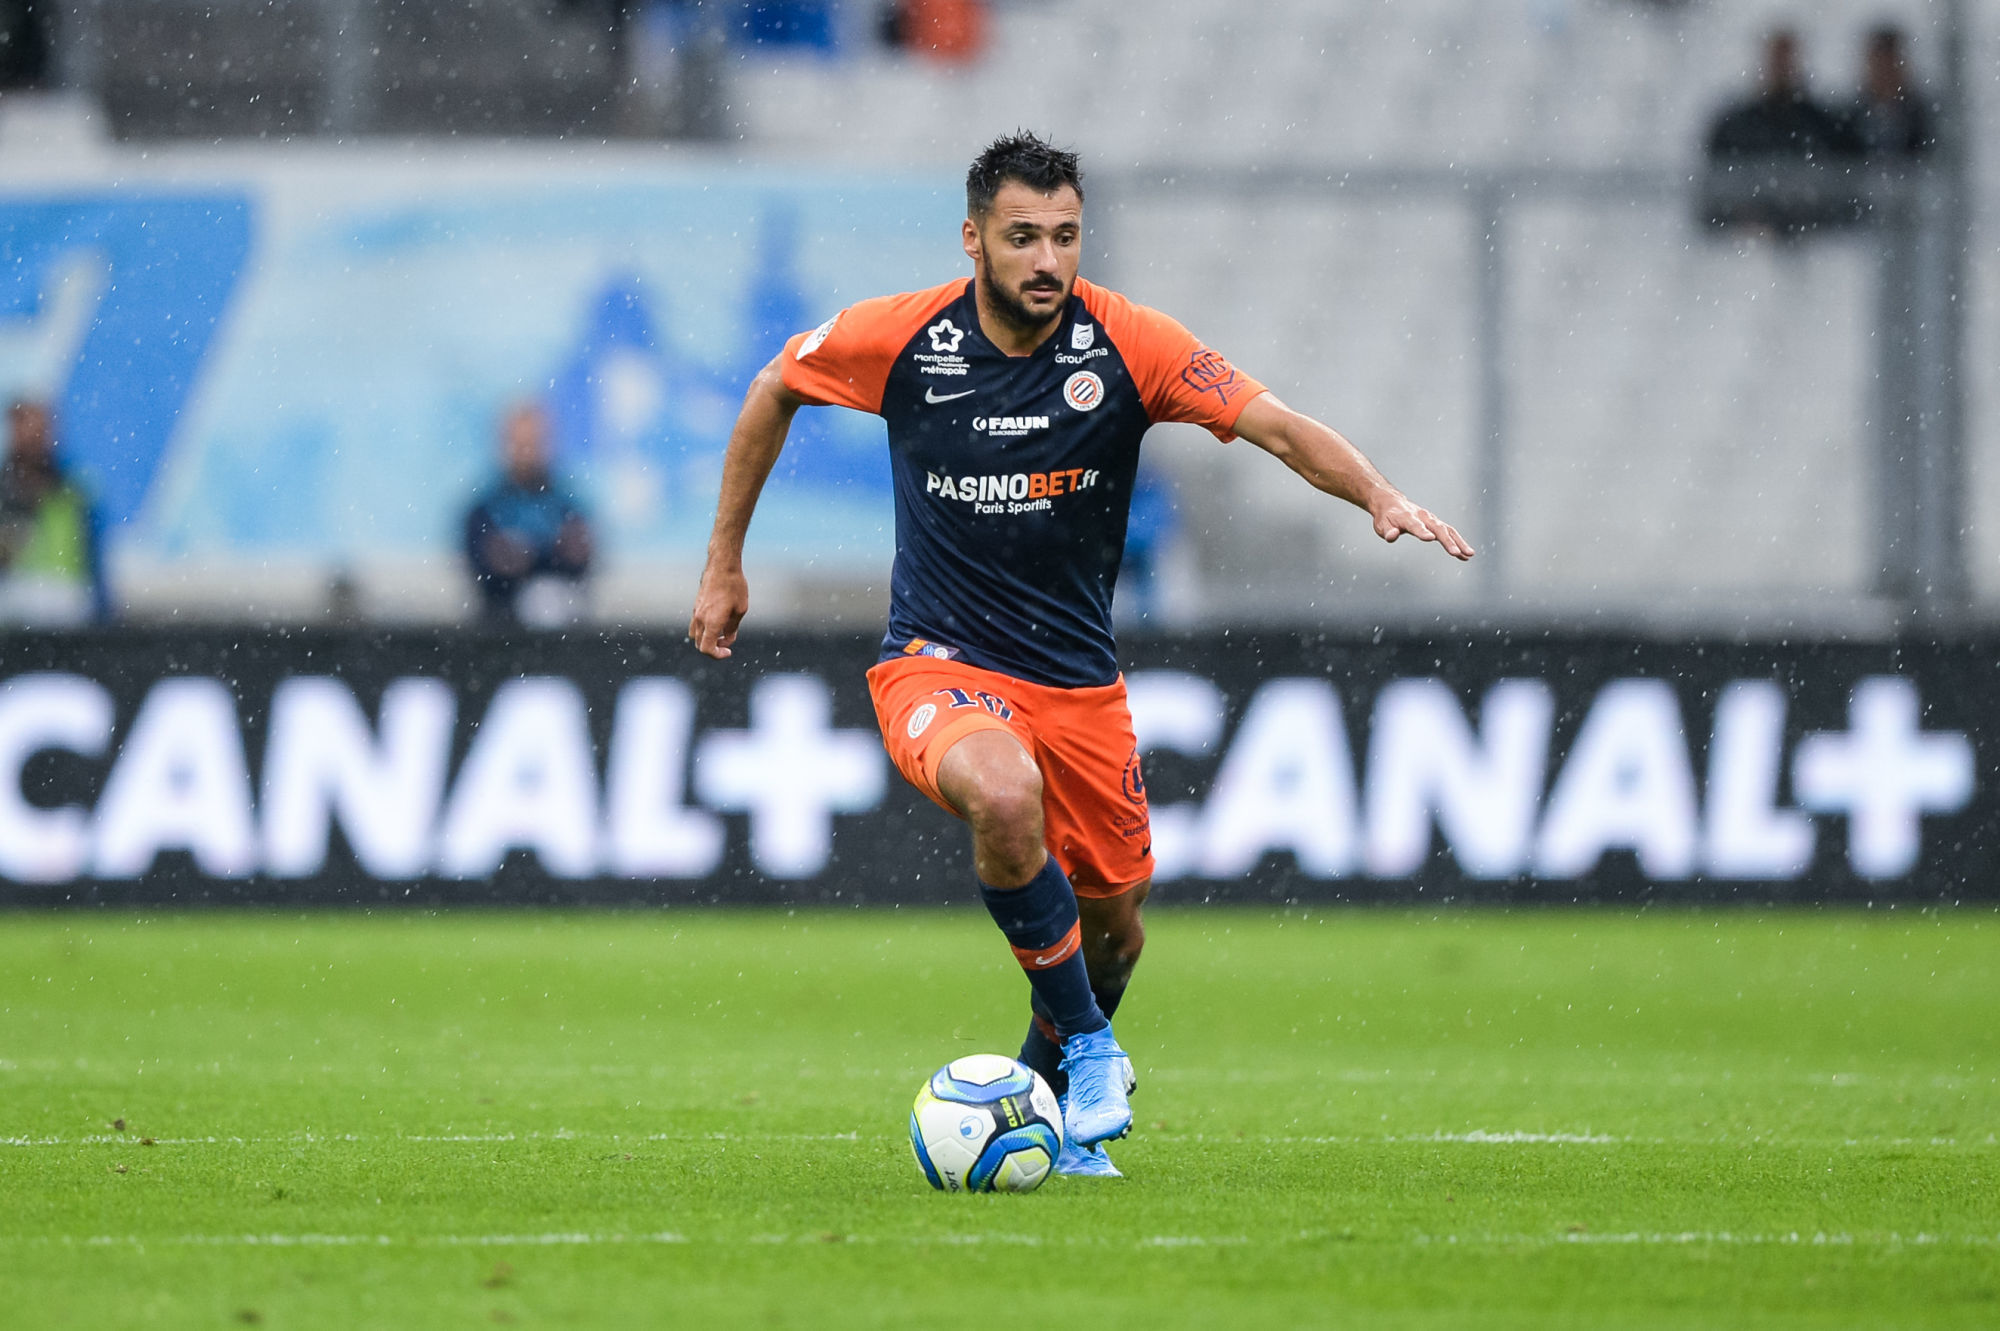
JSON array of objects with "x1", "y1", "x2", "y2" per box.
[
  {"x1": 779, "y1": 280, "x2": 968, "y2": 413},
  {"x1": 1077, "y1": 278, "x2": 1266, "y2": 441}
]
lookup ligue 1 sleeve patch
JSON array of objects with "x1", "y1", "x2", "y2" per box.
[
  {"x1": 1063, "y1": 370, "x2": 1104, "y2": 412},
  {"x1": 797, "y1": 313, "x2": 840, "y2": 359}
]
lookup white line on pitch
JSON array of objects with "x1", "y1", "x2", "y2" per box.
[
  {"x1": 9, "y1": 1231, "x2": 1998, "y2": 1252},
  {"x1": 1, "y1": 1130, "x2": 1984, "y2": 1149},
  {"x1": 1413, "y1": 1231, "x2": 2000, "y2": 1248}
]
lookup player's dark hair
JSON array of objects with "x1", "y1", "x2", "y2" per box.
[{"x1": 966, "y1": 132, "x2": 1085, "y2": 218}]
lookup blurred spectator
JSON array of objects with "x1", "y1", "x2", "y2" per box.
[
  {"x1": 1702, "y1": 29, "x2": 1859, "y2": 236},
  {"x1": 0, "y1": 399, "x2": 106, "y2": 626},
  {"x1": 1705, "y1": 30, "x2": 1854, "y2": 164},
  {"x1": 1846, "y1": 25, "x2": 1934, "y2": 160},
  {"x1": 0, "y1": 0, "x2": 51, "y2": 91},
  {"x1": 877, "y1": 0, "x2": 987, "y2": 64},
  {"x1": 1117, "y1": 462, "x2": 1179, "y2": 625},
  {"x1": 463, "y1": 403, "x2": 594, "y2": 627}
]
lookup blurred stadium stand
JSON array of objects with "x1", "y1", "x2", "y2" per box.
[{"x1": 0, "y1": 0, "x2": 1992, "y2": 631}]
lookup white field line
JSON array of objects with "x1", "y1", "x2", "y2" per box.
[
  {"x1": 2, "y1": 1130, "x2": 1986, "y2": 1148},
  {"x1": 3, "y1": 1230, "x2": 1996, "y2": 1252},
  {"x1": 1414, "y1": 1231, "x2": 2000, "y2": 1249}
]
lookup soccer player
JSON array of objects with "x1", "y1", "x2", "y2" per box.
[{"x1": 689, "y1": 133, "x2": 1472, "y2": 1176}]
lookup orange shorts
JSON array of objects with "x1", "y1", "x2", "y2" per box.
[{"x1": 865, "y1": 655, "x2": 1153, "y2": 897}]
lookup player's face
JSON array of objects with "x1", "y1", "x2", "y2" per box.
[{"x1": 965, "y1": 182, "x2": 1082, "y2": 331}]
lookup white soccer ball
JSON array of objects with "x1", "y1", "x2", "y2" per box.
[{"x1": 909, "y1": 1054, "x2": 1063, "y2": 1193}]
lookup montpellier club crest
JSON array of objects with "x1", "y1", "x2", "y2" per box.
[{"x1": 1063, "y1": 371, "x2": 1104, "y2": 412}]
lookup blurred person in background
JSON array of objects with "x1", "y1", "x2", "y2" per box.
[
  {"x1": 1703, "y1": 28, "x2": 1858, "y2": 235},
  {"x1": 1706, "y1": 29, "x2": 1854, "y2": 164},
  {"x1": 1846, "y1": 25, "x2": 1934, "y2": 160},
  {"x1": 0, "y1": 399, "x2": 106, "y2": 625},
  {"x1": 463, "y1": 402, "x2": 594, "y2": 627},
  {"x1": 0, "y1": 0, "x2": 50, "y2": 91},
  {"x1": 877, "y1": 0, "x2": 987, "y2": 64},
  {"x1": 1115, "y1": 461, "x2": 1178, "y2": 625}
]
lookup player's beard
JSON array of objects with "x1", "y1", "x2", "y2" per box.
[{"x1": 981, "y1": 252, "x2": 1069, "y2": 333}]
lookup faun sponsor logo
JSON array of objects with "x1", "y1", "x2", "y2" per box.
[
  {"x1": 925, "y1": 467, "x2": 1101, "y2": 515},
  {"x1": 969, "y1": 414, "x2": 1051, "y2": 437}
]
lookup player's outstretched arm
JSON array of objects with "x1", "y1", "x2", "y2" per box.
[
  {"x1": 688, "y1": 355, "x2": 808, "y2": 659},
  {"x1": 1230, "y1": 391, "x2": 1474, "y2": 561}
]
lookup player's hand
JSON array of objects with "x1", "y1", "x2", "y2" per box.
[
  {"x1": 1372, "y1": 493, "x2": 1475, "y2": 561},
  {"x1": 688, "y1": 565, "x2": 750, "y2": 659}
]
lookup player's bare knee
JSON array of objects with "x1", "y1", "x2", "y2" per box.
[{"x1": 963, "y1": 772, "x2": 1046, "y2": 885}]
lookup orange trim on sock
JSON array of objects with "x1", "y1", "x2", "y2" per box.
[{"x1": 1012, "y1": 922, "x2": 1081, "y2": 972}]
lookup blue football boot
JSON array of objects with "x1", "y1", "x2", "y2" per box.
[
  {"x1": 1054, "y1": 1095, "x2": 1124, "y2": 1177},
  {"x1": 1059, "y1": 1026, "x2": 1134, "y2": 1148}
]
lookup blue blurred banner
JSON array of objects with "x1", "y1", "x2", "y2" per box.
[{"x1": 0, "y1": 158, "x2": 966, "y2": 571}]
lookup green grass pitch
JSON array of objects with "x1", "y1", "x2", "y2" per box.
[{"x1": 2, "y1": 906, "x2": 1996, "y2": 1328}]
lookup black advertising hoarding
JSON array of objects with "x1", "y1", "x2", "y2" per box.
[{"x1": 0, "y1": 629, "x2": 1991, "y2": 906}]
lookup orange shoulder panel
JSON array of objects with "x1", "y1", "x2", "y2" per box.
[
  {"x1": 1077, "y1": 278, "x2": 1266, "y2": 441},
  {"x1": 780, "y1": 279, "x2": 968, "y2": 414}
]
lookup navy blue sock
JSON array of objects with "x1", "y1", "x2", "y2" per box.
[
  {"x1": 1022, "y1": 972, "x2": 1128, "y2": 1097},
  {"x1": 979, "y1": 857, "x2": 1107, "y2": 1040},
  {"x1": 1019, "y1": 1004, "x2": 1064, "y2": 1093}
]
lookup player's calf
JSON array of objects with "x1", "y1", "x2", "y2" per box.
[{"x1": 978, "y1": 856, "x2": 1105, "y2": 1040}]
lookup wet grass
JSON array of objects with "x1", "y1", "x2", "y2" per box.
[{"x1": 2, "y1": 906, "x2": 1996, "y2": 1328}]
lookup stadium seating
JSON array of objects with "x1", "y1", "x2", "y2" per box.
[
  {"x1": 734, "y1": 0, "x2": 1992, "y2": 618},
  {"x1": 18, "y1": 0, "x2": 1995, "y2": 619}
]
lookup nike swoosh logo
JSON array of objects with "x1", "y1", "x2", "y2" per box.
[
  {"x1": 925, "y1": 387, "x2": 976, "y2": 404},
  {"x1": 1030, "y1": 952, "x2": 1064, "y2": 968}
]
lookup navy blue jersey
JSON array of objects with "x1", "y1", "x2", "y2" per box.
[{"x1": 781, "y1": 277, "x2": 1264, "y2": 688}]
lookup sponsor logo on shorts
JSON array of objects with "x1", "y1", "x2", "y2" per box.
[
  {"x1": 907, "y1": 703, "x2": 937, "y2": 738},
  {"x1": 1122, "y1": 751, "x2": 1147, "y2": 804},
  {"x1": 1063, "y1": 371, "x2": 1104, "y2": 412}
]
